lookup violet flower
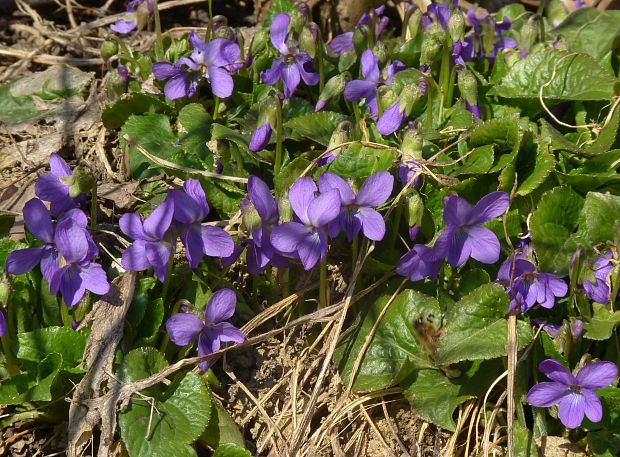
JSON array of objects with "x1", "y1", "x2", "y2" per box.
[
  {"x1": 329, "y1": 5, "x2": 388, "y2": 55},
  {"x1": 169, "y1": 179, "x2": 235, "y2": 268},
  {"x1": 152, "y1": 32, "x2": 240, "y2": 100},
  {"x1": 6, "y1": 199, "x2": 88, "y2": 282},
  {"x1": 261, "y1": 13, "x2": 319, "y2": 99},
  {"x1": 421, "y1": 2, "x2": 451, "y2": 31},
  {"x1": 249, "y1": 122, "x2": 273, "y2": 153},
  {"x1": 166, "y1": 288, "x2": 245, "y2": 371},
  {"x1": 270, "y1": 177, "x2": 341, "y2": 270},
  {"x1": 120, "y1": 196, "x2": 176, "y2": 283},
  {"x1": 376, "y1": 102, "x2": 408, "y2": 135},
  {"x1": 344, "y1": 49, "x2": 404, "y2": 116},
  {"x1": 432, "y1": 192, "x2": 509, "y2": 268},
  {"x1": 397, "y1": 161, "x2": 422, "y2": 188},
  {"x1": 35, "y1": 153, "x2": 85, "y2": 217},
  {"x1": 397, "y1": 244, "x2": 443, "y2": 282},
  {"x1": 497, "y1": 256, "x2": 567, "y2": 313},
  {"x1": 583, "y1": 251, "x2": 616, "y2": 304},
  {"x1": 0, "y1": 310, "x2": 5, "y2": 337},
  {"x1": 466, "y1": 10, "x2": 516, "y2": 60},
  {"x1": 49, "y1": 216, "x2": 109, "y2": 306},
  {"x1": 110, "y1": 0, "x2": 153, "y2": 34},
  {"x1": 527, "y1": 359, "x2": 618, "y2": 429},
  {"x1": 318, "y1": 171, "x2": 393, "y2": 242}
]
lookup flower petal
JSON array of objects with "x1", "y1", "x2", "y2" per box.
[
  {"x1": 356, "y1": 171, "x2": 394, "y2": 207},
  {"x1": 143, "y1": 197, "x2": 174, "y2": 241},
  {"x1": 464, "y1": 226, "x2": 500, "y2": 264},
  {"x1": 297, "y1": 230, "x2": 324, "y2": 270},
  {"x1": 249, "y1": 122, "x2": 272, "y2": 152},
  {"x1": 527, "y1": 382, "x2": 570, "y2": 407},
  {"x1": 318, "y1": 172, "x2": 355, "y2": 205},
  {"x1": 360, "y1": 49, "x2": 380, "y2": 83},
  {"x1": 35, "y1": 173, "x2": 69, "y2": 204},
  {"x1": 339, "y1": 209, "x2": 361, "y2": 241},
  {"x1": 23, "y1": 198, "x2": 54, "y2": 243},
  {"x1": 152, "y1": 61, "x2": 178, "y2": 80},
  {"x1": 248, "y1": 176, "x2": 278, "y2": 221},
  {"x1": 183, "y1": 225, "x2": 205, "y2": 269},
  {"x1": 576, "y1": 361, "x2": 618, "y2": 390},
  {"x1": 183, "y1": 179, "x2": 210, "y2": 219},
  {"x1": 307, "y1": 189, "x2": 341, "y2": 228},
  {"x1": 201, "y1": 226, "x2": 234, "y2": 258},
  {"x1": 145, "y1": 241, "x2": 172, "y2": 282},
  {"x1": 54, "y1": 266, "x2": 86, "y2": 307},
  {"x1": 208, "y1": 66, "x2": 234, "y2": 98},
  {"x1": 289, "y1": 177, "x2": 317, "y2": 225},
  {"x1": 204, "y1": 288, "x2": 236, "y2": 323},
  {"x1": 328, "y1": 32, "x2": 354, "y2": 54},
  {"x1": 49, "y1": 153, "x2": 71, "y2": 178},
  {"x1": 582, "y1": 389, "x2": 603, "y2": 423},
  {"x1": 443, "y1": 195, "x2": 473, "y2": 227},
  {"x1": 261, "y1": 59, "x2": 284, "y2": 86},
  {"x1": 210, "y1": 322, "x2": 245, "y2": 345},
  {"x1": 79, "y1": 263, "x2": 110, "y2": 296},
  {"x1": 558, "y1": 392, "x2": 586, "y2": 429},
  {"x1": 468, "y1": 191, "x2": 510, "y2": 225},
  {"x1": 170, "y1": 189, "x2": 204, "y2": 225},
  {"x1": 119, "y1": 212, "x2": 147, "y2": 241},
  {"x1": 5, "y1": 248, "x2": 45, "y2": 275},
  {"x1": 270, "y1": 13, "x2": 291, "y2": 54},
  {"x1": 296, "y1": 53, "x2": 319, "y2": 86},
  {"x1": 376, "y1": 102, "x2": 406, "y2": 135},
  {"x1": 40, "y1": 248, "x2": 59, "y2": 282},
  {"x1": 54, "y1": 219, "x2": 89, "y2": 263},
  {"x1": 343, "y1": 79, "x2": 377, "y2": 103},
  {"x1": 539, "y1": 359, "x2": 577, "y2": 385},
  {"x1": 110, "y1": 19, "x2": 137, "y2": 34},
  {"x1": 121, "y1": 239, "x2": 150, "y2": 272},
  {"x1": 356, "y1": 207, "x2": 386, "y2": 241},
  {"x1": 204, "y1": 38, "x2": 240, "y2": 67},
  {"x1": 166, "y1": 313, "x2": 204, "y2": 346},
  {"x1": 281, "y1": 62, "x2": 301, "y2": 99},
  {"x1": 163, "y1": 73, "x2": 189, "y2": 100},
  {"x1": 270, "y1": 222, "x2": 309, "y2": 253}
]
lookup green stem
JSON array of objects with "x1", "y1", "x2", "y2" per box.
[
  {"x1": 319, "y1": 258, "x2": 328, "y2": 309},
  {"x1": 1, "y1": 280, "x2": 19, "y2": 375},
  {"x1": 316, "y1": 30, "x2": 325, "y2": 93},
  {"x1": 445, "y1": 64, "x2": 458, "y2": 111},
  {"x1": 152, "y1": 0, "x2": 163, "y2": 60},
  {"x1": 60, "y1": 301, "x2": 72, "y2": 328},
  {"x1": 390, "y1": 202, "x2": 404, "y2": 253},
  {"x1": 438, "y1": 40, "x2": 452, "y2": 125},
  {"x1": 90, "y1": 184, "x2": 97, "y2": 230},
  {"x1": 281, "y1": 268, "x2": 290, "y2": 299},
  {"x1": 351, "y1": 235, "x2": 359, "y2": 269},
  {"x1": 274, "y1": 96, "x2": 284, "y2": 176},
  {"x1": 160, "y1": 254, "x2": 175, "y2": 307},
  {"x1": 159, "y1": 298, "x2": 182, "y2": 353},
  {"x1": 213, "y1": 96, "x2": 220, "y2": 120},
  {"x1": 426, "y1": 81, "x2": 433, "y2": 128},
  {"x1": 208, "y1": 0, "x2": 213, "y2": 19}
]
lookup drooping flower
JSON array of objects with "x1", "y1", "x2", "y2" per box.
[
  {"x1": 583, "y1": 251, "x2": 617, "y2": 304},
  {"x1": 497, "y1": 256, "x2": 568, "y2": 313},
  {"x1": 376, "y1": 102, "x2": 408, "y2": 135},
  {"x1": 169, "y1": 179, "x2": 235, "y2": 268},
  {"x1": 465, "y1": 9, "x2": 517, "y2": 60},
  {"x1": 432, "y1": 192, "x2": 509, "y2": 268},
  {"x1": 397, "y1": 161, "x2": 422, "y2": 188},
  {"x1": 527, "y1": 359, "x2": 618, "y2": 429},
  {"x1": 120, "y1": 196, "x2": 176, "y2": 283},
  {"x1": 110, "y1": 0, "x2": 154, "y2": 34},
  {"x1": 329, "y1": 5, "x2": 389, "y2": 55},
  {"x1": 152, "y1": 32, "x2": 240, "y2": 100},
  {"x1": 5, "y1": 199, "x2": 88, "y2": 282},
  {"x1": 166, "y1": 288, "x2": 245, "y2": 371},
  {"x1": 318, "y1": 171, "x2": 393, "y2": 242},
  {"x1": 35, "y1": 154, "x2": 86, "y2": 216},
  {"x1": 270, "y1": 177, "x2": 341, "y2": 270},
  {"x1": 260, "y1": 13, "x2": 319, "y2": 99},
  {"x1": 249, "y1": 122, "x2": 273, "y2": 153},
  {"x1": 396, "y1": 244, "x2": 443, "y2": 282},
  {"x1": 343, "y1": 49, "x2": 404, "y2": 116},
  {"x1": 422, "y1": 2, "x2": 451, "y2": 31},
  {"x1": 0, "y1": 309, "x2": 5, "y2": 337},
  {"x1": 49, "y1": 216, "x2": 110, "y2": 306}
]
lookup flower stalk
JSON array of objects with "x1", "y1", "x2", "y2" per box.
[{"x1": 274, "y1": 95, "x2": 284, "y2": 176}]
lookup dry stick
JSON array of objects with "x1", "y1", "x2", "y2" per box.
[
  {"x1": 359, "y1": 405, "x2": 398, "y2": 457},
  {"x1": 465, "y1": 399, "x2": 482, "y2": 457},
  {"x1": 0, "y1": 38, "x2": 53, "y2": 82},
  {"x1": 0, "y1": 45, "x2": 103, "y2": 66},
  {"x1": 506, "y1": 314, "x2": 518, "y2": 457},
  {"x1": 381, "y1": 397, "x2": 412, "y2": 457},
  {"x1": 483, "y1": 392, "x2": 508, "y2": 457},
  {"x1": 123, "y1": 135, "x2": 248, "y2": 183}
]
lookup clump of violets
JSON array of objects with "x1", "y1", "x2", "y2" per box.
[
  {"x1": 318, "y1": 171, "x2": 393, "y2": 242},
  {"x1": 261, "y1": 13, "x2": 319, "y2": 99},
  {"x1": 527, "y1": 359, "x2": 618, "y2": 429},
  {"x1": 583, "y1": 250, "x2": 617, "y2": 304},
  {"x1": 329, "y1": 5, "x2": 388, "y2": 55},
  {"x1": 152, "y1": 32, "x2": 240, "y2": 100},
  {"x1": 166, "y1": 288, "x2": 244, "y2": 371},
  {"x1": 465, "y1": 8, "x2": 516, "y2": 61},
  {"x1": 35, "y1": 153, "x2": 86, "y2": 216},
  {"x1": 110, "y1": 0, "x2": 154, "y2": 34},
  {"x1": 270, "y1": 177, "x2": 340, "y2": 270},
  {"x1": 497, "y1": 256, "x2": 568, "y2": 314}
]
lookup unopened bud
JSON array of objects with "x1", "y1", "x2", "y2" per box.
[
  {"x1": 278, "y1": 194, "x2": 293, "y2": 223},
  {"x1": 401, "y1": 124, "x2": 423, "y2": 161},
  {"x1": 241, "y1": 200, "x2": 262, "y2": 233},
  {"x1": 407, "y1": 190, "x2": 424, "y2": 227},
  {"x1": 448, "y1": 10, "x2": 465, "y2": 43},
  {"x1": 399, "y1": 84, "x2": 421, "y2": 115},
  {"x1": 214, "y1": 26, "x2": 236, "y2": 41},
  {"x1": 100, "y1": 39, "x2": 118, "y2": 62},
  {"x1": 136, "y1": 2, "x2": 151, "y2": 31},
  {"x1": 377, "y1": 86, "x2": 397, "y2": 113},
  {"x1": 327, "y1": 120, "x2": 352, "y2": 154},
  {"x1": 316, "y1": 72, "x2": 350, "y2": 111},
  {"x1": 457, "y1": 69, "x2": 478, "y2": 106},
  {"x1": 250, "y1": 29, "x2": 270, "y2": 55},
  {"x1": 373, "y1": 41, "x2": 389, "y2": 67},
  {"x1": 519, "y1": 19, "x2": 538, "y2": 54},
  {"x1": 420, "y1": 35, "x2": 442, "y2": 66},
  {"x1": 299, "y1": 23, "x2": 318, "y2": 57},
  {"x1": 353, "y1": 26, "x2": 369, "y2": 53},
  {"x1": 67, "y1": 165, "x2": 95, "y2": 198},
  {"x1": 211, "y1": 15, "x2": 228, "y2": 30},
  {"x1": 289, "y1": 7, "x2": 306, "y2": 33},
  {"x1": 571, "y1": 320, "x2": 583, "y2": 340},
  {"x1": 106, "y1": 67, "x2": 128, "y2": 100},
  {"x1": 0, "y1": 279, "x2": 9, "y2": 308},
  {"x1": 408, "y1": 9, "x2": 422, "y2": 40}
]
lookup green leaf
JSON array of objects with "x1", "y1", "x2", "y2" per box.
[
  {"x1": 435, "y1": 283, "x2": 532, "y2": 365},
  {"x1": 530, "y1": 186, "x2": 586, "y2": 275},
  {"x1": 588, "y1": 431, "x2": 620, "y2": 457},
  {"x1": 201, "y1": 403, "x2": 246, "y2": 450},
  {"x1": 0, "y1": 84, "x2": 37, "y2": 124},
  {"x1": 328, "y1": 144, "x2": 398, "y2": 179},
  {"x1": 515, "y1": 141, "x2": 556, "y2": 196},
  {"x1": 551, "y1": 9, "x2": 620, "y2": 61},
  {"x1": 468, "y1": 114, "x2": 520, "y2": 172},
  {"x1": 540, "y1": 119, "x2": 587, "y2": 156},
  {"x1": 102, "y1": 93, "x2": 168, "y2": 129},
  {"x1": 0, "y1": 353, "x2": 62, "y2": 404},
  {"x1": 583, "y1": 304, "x2": 620, "y2": 341},
  {"x1": 203, "y1": 179, "x2": 246, "y2": 217},
  {"x1": 0, "y1": 239, "x2": 24, "y2": 276},
  {"x1": 450, "y1": 145, "x2": 494, "y2": 176},
  {"x1": 585, "y1": 102, "x2": 620, "y2": 156},
  {"x1": 495, "y1": 49, "x2": 618, "y2": 101},
  {"x1": 275, "y1": 157, "x2": 311, "y2": 196},
  {"x1": 119, "y1": 348, "x2": 169, "y2": 396},
  {"x1": 134, "y1": 298, "x2": 164, "y2": 346},
  {"x1": 284, "y1": 111, "x2": 350, "y2": 147},
  {"x1": 583, "y1": 192, "x2": 620, "y2": 244},
  {"x1": 120, "y1": 113, "x2": 177, "y2": 179},
  {"x1": 119, "y1": 372, "x2": 212, "y2": 457},
  {"x1": 336, "y1": 282, "x2": 440, "y2": 392},
  {"x1": 16, "y1": 326, "x2": 87, "y2": 371},
  {"x1": 0, "y1": 211, "x2": 16, "y2": 238},
  {"x1": 212, "y1": 444, "x2": 251, "y2": 457}
]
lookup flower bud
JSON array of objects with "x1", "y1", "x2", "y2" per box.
[
  {"x1": 402, "y1": 124, "x2": 423, "y2": 161},
  {"x1": 136, "y1": 2, "x2": 151, "y2": 31},
  {"x1": 278, "y1": 194, "x2": 293, "y2": 223},
  {"x1": 241, "y1": 199, "x2": 262, "y2": 233},
  {"x1": 408, "y1": 9, "x2": 422, "y2": 40},
  {"x1": 66, "y1": 165, "x2": 95, "y2": 198},
  {"x1": 407, "y1": 190, "x2": 424, "y2": 228},
  {"x1": 289, "y1": 7, "x2": 306, "y2": 33},
  {"x1": 106, "y1": 67, "x2": 128, "y2": 100},
  {"x1": 327, "y1": 120, "x2": 352, "y2": 156},
  {"x1": 399, "y1": 83, "x2": 421, "y2": 115},
  {"x1": 299, "y1": 23, "x2": 318, "y2": 58},
  {"x1": 457, "y1": 69, "x2": 478, "y2": 106},
  {"x1": 250, "y1": 28, "x2": 270, "y2": 55},
  {"x1": 100, "y1": 39, "x2": 118, "y2": 62},
  {"x1": 214, "y1": 26, "x2": 236, "y2": 41},
  {"x1": 211, "y1": 15, "x2": 228, "y2": 30},
  {"x1": 353, "y1": 26, "x2": 369, "y2": 53},
  {"x1": 571, "y1": 320, "x2": 583, "y2": 340},
  {"x1": 377, "y1": 86, "x2": 397, "y2": 113},
  {"x1": 0, "y1": 279, "x2": 10, "y2": 308},
  {"x1": 316, "y1": 72, "x2": 350, "y2": 111},
  {"x1": 570, "y1": 247, "x2": 585, "y2": 288},
  {"x1": 373, "y1": 41, "x2": 389, "y2": 67},
  {"x1": 420, "y1": 35, "x2": 442, "y2": 66},
  {"x1": 519, "y1": 19, "x2": 538, "y2": 55},
  {"x1": 448, "y1": 10, "x2": 465, "y2": 43}
]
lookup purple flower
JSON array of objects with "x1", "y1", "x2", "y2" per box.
[
  {"x1": 344, "y1": 50, "x2": 404, "y2": 116},
  {"x1": 110, "y1": 0, "x2": 154, "y2": 34},
  {"x1": 0, "y1": 309, "x2": 5, "y2": 337},
  {"x1": 6, "y1": 199, "x2": 88, "y2": 282},
  {"x1": 166, "y1": 288, "x2": 244, "y2": 371},
  {"x1": 120, "y1": 196, "x2": 176, "y2": 283},
  {"x1": 432, "y1": 192, "x2": 509, "y2": 268},
  {"x1": 249, "y1": 122, "x2": 273, "y2": 153},
  {"x1": 152, "y1": 33, "x2": 240, "y2": 100},
  {"x1": 49, "y1": 216, "x2": 109, "y2": 306},
  {"x1": 318, "y1": 171, "x2": 393, "y2": 242},
  {"x1": 583, "y1": 251, "x2": 616, "y2": 304},
  {"x1": 396, "y1": 244, "x2": 443, "y2": 281},
  {"x1": 329, "y1": 6, "x2": 388, "y2": 55},
  {"x1": 376, "y1": 102, "x2": 408, "y2": 135},
  {"x1": 397, "y1": 161, "x2": 422, "y2": 188},
  {"x1": 422, "y1": 2, "x2": 451, "y2": 31},
  {"x1": 170, "y1": 179, "x2": 235, "y2": 268},
  {"x1": 497, "y1": 257, "x2": 567, "y2": 313},
  {"x1": 261, "y1": 13, "x2": 319, "y2": 98},
  {"x1": 465, "y1": 10, "x2": 516, "y2": 61},
  {"x1": 527, "y1": 359, "x2": 618, "y2": 429},
  {"x1": 35, "y1": 153, "x2": 85, "y2": 217},
  {"x1": 270, "y1": 177, "x2": 341, "y2": 270}
]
